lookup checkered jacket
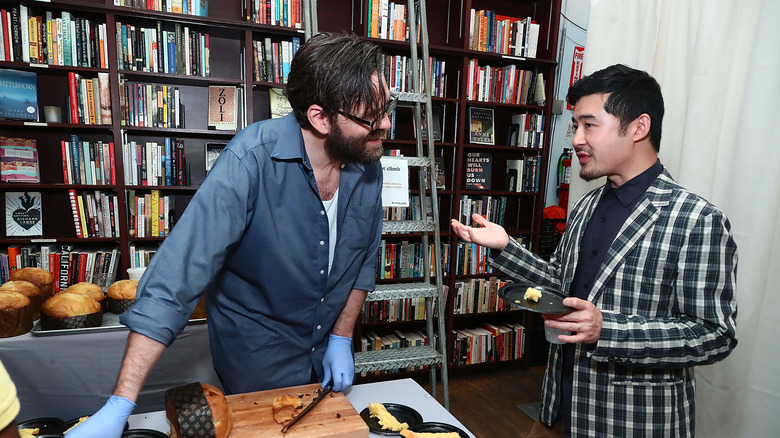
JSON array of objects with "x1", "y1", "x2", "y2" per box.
[{"x1": 492, "y1": 170, "x2": 738, "y2": 437}]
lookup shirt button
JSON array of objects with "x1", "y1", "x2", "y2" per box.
[
  {"x1": 340, "y1": 164, "x2": 345, "y2": 169},
  {"x1": 312, "y1": 347, "x2": 316, "y2": 352},
  {"x1": 320, "y1": 269, "x2": 325, "y2": 275},
  {"x1": 321, "y1": 298, "x2": 325, "y2": 302},
  {"x1": 320, "y1": 240, "x2": 325, "y2": 245},
  {"x1": 317, "y1": 325, "x2": 322, "y2": 330},
  {"x1": 320, "y1": 210, "x2": 325, "y2": 215}
]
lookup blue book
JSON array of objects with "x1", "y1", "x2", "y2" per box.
[
  {"x1": 167, "y1": 32, "x2": 177, "y2": 74},
  {"x1": 291, "y1": 37, "x2": 301, "y2": 58},
  {"x1": 0, "y1": 68, "x2": 38, "y2": 121},
  {"x1": 70, "y1": 134, "x2": 81, "y2": 185},
  {"x1": 164, "y1": 138, "x2": 172, "y2": 185}
]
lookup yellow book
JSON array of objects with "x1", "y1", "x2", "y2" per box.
[
  {"x1": 28, "y1": 16, "x2": 38, "y2": 63},
  {"x1": 76, "y1": 195, "x2": 89, "y2": 237},
  {"x1": 151, "y1": 189, "x2": 160, "y2": 237}
]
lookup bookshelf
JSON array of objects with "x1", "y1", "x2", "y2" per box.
[
  {"x1": 0, "y1": 0, "x2": 308, "y2": 285},
  {"x1": 318, "y1": 0, "x2": 562, "y2": 373}
]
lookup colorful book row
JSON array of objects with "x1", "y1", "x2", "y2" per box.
[
  {"x1": 467, "y1": 59, "x2": 543, "y2": 104},
  {"x1": 127, "y1": 189, "x2": 175, "y2": 238},
  {"x1": 2, "y1": 245, "x2": 120, "y2": 291},
  {"x1": 116, "y1": 21, "x2": 210, "y2": 77},
  {"x1": 0, "y1": 5, "x2": 109, "y2": 68},
  {"x1": 251, "y1": 36, "x2": 300, "y2": 84},
  {"x1": 119, "y1": 82, "x2": 184, "y2": 128},
  {"x1": 67, "y1": 189, "x2": 120, "y2": 239},
  {"x1": 117, "y1": 0, "x2": 209, "y2": 17},
  {"x1": 122, "y1": 139, "x2": 188, "y2": 187},
  {"x1": 61, "y1": 136, "x2": 117, "y2": 186},
  {"x1": 383, "y1": 54, "x2": 447, "y2": 98},
  {"x1": 453, "y1": 323, "x2": 525, "y2": 366},
  {"x1": 249, "y1": 0, "x2": 304, "y2": 28},
  {"x1": 469, "y1": 10, "x2": 540, "y2": 58},
  {"x1": 377, "y1": 240, "x2": 438, "y2": 280},
  {"x1": 452, "y1": 277, "x2": 510, "y2": 315}
]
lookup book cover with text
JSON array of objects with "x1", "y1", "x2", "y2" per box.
[
  {"x1": 5, "y1": 191, "x2": 42, "y2": 236},
  {"x1": 0, "y1": 137, "x2": 39, "y2": 183},
  {"x1": 465, "y1": 152, "x2": 492, "y2": 190},
  {"x1": 469, "y1": 107, "x2": 494, "y2": 145},
  {"x1": 208, "y1": 85, "x2": 237, "y2": 130},
  {"x1": 0, "y1": 68, "x2": 38, "y2": 121}
]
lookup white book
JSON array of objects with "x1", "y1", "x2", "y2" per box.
[
  {"x1": 19, "y1": 5, "x2": 29, "y2": 63},
  {"x1": 70, "y1": 20, "x2": 77, "y2": 66},
  {"x1": 184, "y1": 26, "x2": 190, "y2": 75}
]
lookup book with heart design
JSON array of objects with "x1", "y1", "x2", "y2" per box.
[{"x1": 5, "y1": 191, "x2": 42, "y2": 236}]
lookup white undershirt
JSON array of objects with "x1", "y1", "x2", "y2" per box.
[{"x1": 321, "y1": 188, "x2": 339, "y2": 274}]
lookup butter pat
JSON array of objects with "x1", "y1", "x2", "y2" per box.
[
  {"x1": 524, "y1": 287, "x2": 542, "y2": 302},
  {"x1": 368, "y1": 402, "x2": 409, "y2": 432}
]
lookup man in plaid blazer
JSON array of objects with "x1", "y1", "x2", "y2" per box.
[{"x1": 452, "y1": 64, "x2": 738, "y2": 437}]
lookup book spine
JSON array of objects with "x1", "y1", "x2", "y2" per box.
[
  {"x1": 68, "y1": 189, "x2": 84, "y2": 238},
  {"x1": 61, "y1": 140, "x2": 70, "y2": 183},
  {"x1": 70, "y1": 134, "x2": 81, "y2": 184},
  {"x1": 109, "y1": 142, "x2": 116, "y2": 185}
]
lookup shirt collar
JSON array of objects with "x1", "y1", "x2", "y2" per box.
[{"x1": 608, "y1": 159, "x2": 663, "y2": 207}]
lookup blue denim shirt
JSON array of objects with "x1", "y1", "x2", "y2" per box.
[{"x1": 121, "y1": 114, "x2": 383, "y2": 393}]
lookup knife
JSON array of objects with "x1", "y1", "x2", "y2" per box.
[{"x1": 280, "y1": 384, "x2": 333, "y2": 433}]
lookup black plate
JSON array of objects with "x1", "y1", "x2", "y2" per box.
[
  {"x1": 61, "y1": 417, "x2": 129, "y2": 433},
  {"x1": 17, "y1": 417, "x2": 64, "y2": 433},
  {"x1": 359, "y1": 403, "x2": 423, "y2": 436},
  {"x1": 122, "y1": 429, "x2": 169, "y2": 438},
  {"x1": 413, "y1": 421, "x2": 469, "y2": 437},
  {"x1": 499, "y1": 283, "x2": 574, "y2": 314}
]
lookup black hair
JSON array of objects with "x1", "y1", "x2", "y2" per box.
[
  {"x1": 566, "y1": 64, "x2": 664, "y2": 151},
  {"x1": 286, "y1": 32, "x2": 385, "y2": 130}
]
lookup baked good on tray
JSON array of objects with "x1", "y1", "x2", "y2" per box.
[
  {"x1": 166, "y1": 382, "x2": 232, "y2": 438},
  {"x1": 0, "y1": 291, "x2": 33, "y2": 338},
  {"x1": 106, "y1": 279, "x2": 138, "y2": 314},
  {"x1": 64, "y1": 282, "x2": 107, "y2": 312},
  {"x1": 272, "y1": 394, "x2": 304, "y2": 424},
  {"x1": 10, "y1": 267, "x2": 55, "y2": 300},
  {"x1": 40, "y1": 292, "x2": 103, "y2": 331},
  {"x1": 0, "y1": 280, "x2": 43, "y2": 320}
]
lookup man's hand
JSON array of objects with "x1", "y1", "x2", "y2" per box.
[
  {"x1": 322, "y1": 334, "x2": 354, "y2": 392},
  {"x1": 450, "y1": 214, "x2": 509, "y2": 251},
  {"x1": 64, "y1": 395, "x2": 136, "y2": 437},
  {"x1": 543, "y1": 297, "x2": 603, "y2": 344}
]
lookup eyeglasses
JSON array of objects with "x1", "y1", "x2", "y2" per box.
[{"x1": 337, "y1": 94, "x2": 399, "y2": 130}]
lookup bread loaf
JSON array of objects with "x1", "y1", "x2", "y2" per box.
[
  {"x1": 64, "y1": 282, "x2": 106, "y2": 311},
  {"x1": 39, "y1": 292, "x2": 103, "y2": 330},
  {"x1": 272, "y1": 394, "x2": 303, "y2": 424},
  {"x1": 106, "y1": 280, "x2": 138, "y2": 314},
  {"x1": 0, "y1": 280, "x2": 42, "y2": 319},
  {"x1": 166, "y1": 382, "x2": 232, "y2": 438},
  {"x1": 0, "y1": 291, "x2": 33, "y2": 338},
  {"x1": 10, "y1": 267, "x2": 54, "y2": 299}
]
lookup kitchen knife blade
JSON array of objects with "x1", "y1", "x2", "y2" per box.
[{"x1": 280, "y1": 384, "x2": 333, "y2": 433}]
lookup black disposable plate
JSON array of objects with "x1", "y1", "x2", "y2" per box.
[
  {"x1": 17, "y1": 417, "x2": 64, "y2": 433},
  {"x1": 61, "y1": 417, "x2": 129, "y2": 433},
  {"x1": 359, "y1": 403, "x2": 423, "y2": 436},
  {"x1": 498, "y1": 283, "x2": 574, "y2": 314},
  {"x1": 121, "y1": 429, "x2": 169, "y2": 438},
  {"x1": 413, "y1": 421, "x2": 469, "y2": 437}
]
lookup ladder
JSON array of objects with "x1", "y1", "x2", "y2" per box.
[{"x1": 306, "y1": 0, "x2": 449, "y2": 409}]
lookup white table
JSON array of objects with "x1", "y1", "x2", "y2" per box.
[{"x1": 129, "y1": 378, "x2": 476, "y2": 437}]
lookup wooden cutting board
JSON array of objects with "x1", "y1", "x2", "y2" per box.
[{"x1": 226, "y1": 383, "x2": 368, "y2": 437}]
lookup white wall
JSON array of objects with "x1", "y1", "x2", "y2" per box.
[{"x1": 544, "y1": 0, "x2": 590, "y2": 208}]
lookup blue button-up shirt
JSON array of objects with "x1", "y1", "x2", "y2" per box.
[{"x1": 121, "y1": 114, "x2": 383, "y2": 394}]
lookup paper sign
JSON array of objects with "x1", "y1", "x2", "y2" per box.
[{"x1": 380, "y1": 157, "x2": 409, "y2": 207}]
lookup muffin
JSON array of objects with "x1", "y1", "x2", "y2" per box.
[
  {"x1": 40, "y1": 292, "x2": 102, "y2": 331},
  {"x1": 0, "y1": 291, "x2": 33, "y2": 337},
  {"x1": 10, "y1": 267, "x2": 55, "y2": 300},
  {"x1": 106, "y1": 279, "x2": 138, "y2": 314},
  {"x1": 0, "y1": 280, "x2": 43, "y2": 320},
  {"x1": 64, "y1": 282, "x2": 107, "y2": 312}
]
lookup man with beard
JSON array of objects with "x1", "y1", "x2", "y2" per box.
[
  {"x1": 450, "y1": 64, "x2": 737, "y2": 437},
  {"x1": 68, "y1": 33, "x2": 388, "y2": 438}
]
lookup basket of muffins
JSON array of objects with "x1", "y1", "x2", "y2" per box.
[{"x1": 0, "y1": 267, "x2": 53, "y2": 338}]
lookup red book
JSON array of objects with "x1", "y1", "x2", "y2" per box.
[
  {"x1": 1, "y1": 10, "x2": 10, "y2": 61},
  {"x1": 77, "y1": 252, "x2": 87, "y2": 282},
  {"x1": 7, "y1": 245, "x2": 22, "y2": 273},
  {"x1": 68, "y1": 72, "x2": 80, "y2": 124},
  {"x1": 51, "y1": 252, "x2": 60, "y2": 293},
  {"x1": 108, "y1": 142, "x2": 116, "y2": 184},
  {"x1": 61, "y1": 140, "x2": 70, "y2": 183},
  {"x1": 68, "y1": 189, "x2": 84, "y2": 238}
]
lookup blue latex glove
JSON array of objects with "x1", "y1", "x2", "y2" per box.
[
  {"x1": 65, "y1": 395, "x2": 136, "y2": 438},
  {"x1": 322, "y1": 334, "x2": 354, "y2": 392}
]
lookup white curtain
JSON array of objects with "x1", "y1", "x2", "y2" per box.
[{"x1": 569, "y1": 1, "x2": 780, "y2": 436}]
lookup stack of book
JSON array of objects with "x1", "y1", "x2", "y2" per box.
[
  {"x1": 117, "y1": 0, "x2": 209, "y2": 17},
  {"x1": 467, "y1": 60, "x2": 543, "y2": 104},
  {"x1": 249, "y1": 0, "x2": 304, "y2": 28},
  {"x1": 1, "y1": 244, "x2": 120, "y2": 291},
  {"x1": 251, "y1": 36, "x2": 301, "y2": 84},
  {"x1": 469, "y1": 10, "x2": 540, "y2": 58},
  {"x1": 116, "y1": 20, "x2": 211, "y2": 76},
  {"x1": 453, "y1": 323, "x2": 525, "y2": 366},
  {"x1": 61, "y1": 136, "x2": 116, "y2": 185},
  {"x1": 67, "y1": 189, "x2": 120, "y2": 239},
  {"x1": 122, "y1": 138, "x2": 188, "y2": 187},
  {"x1": 119, "y1": 82, "x2": 184, "y2": 128},
  {"x1": 67, "y1": 72, "x2": 112, "y2": 125},
  {"x1": 126, "y1": 189, "x2": 175, "y2": 238},
  {"x1": 452, "y1": 277, "x2": 510, "y2": 314}
]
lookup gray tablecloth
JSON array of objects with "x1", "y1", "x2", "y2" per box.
[{"x1": 0, "y1": 322, "x2": 221, "y2": 422}]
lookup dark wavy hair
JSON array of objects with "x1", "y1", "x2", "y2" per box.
[
  {"x1": 286, "y1": 32, "x2": 385, "y2": 130},
  {"x1": 567, "y1": 64, "x2": 664, "y2": 151}
]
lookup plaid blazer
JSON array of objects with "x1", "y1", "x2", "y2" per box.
[{"x1": 492, "y1": 170, "x2": 738, "y2": 438}]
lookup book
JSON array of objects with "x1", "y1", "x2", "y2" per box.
[
  {"x1": 465, "y1": 152, "x2": 492, "y2": 190},
  {"x1": 0, "y1": 68, "x2": 38, "y2": 121},
  {"x1": 434, "y1": 156, "x2": 446, "y2": 189},
  {"x1": 5, "y1": 192, "x2": 42, "y2": 236},
  {"x1": 269, "y1": 87, "x2": 291, "y2": 119},
  {"x1": 207, "y1": 85, "x2": 237, "y2": 130},
  {"x1": 0, "y1": 136, "x2": 39, "y2": 182},
  {"x1": 205, "y1": 143, "x2": 227, "y2": 174},
  {"x1": 468, "y1": 107, "x2": 494, "y2": 145},
  {"x1": 505, "y1": 159, "x2": 524, "y2": 192}
]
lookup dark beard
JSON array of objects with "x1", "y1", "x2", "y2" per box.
[{"x1": 324, "y1": 124, "x2": 385, "y2": 164}]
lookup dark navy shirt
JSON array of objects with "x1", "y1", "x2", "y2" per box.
[
  {"x1": 557, "y1": 160, "x2": 663, "y2": 434},
  {"x1": 121, "y1": 114, "x2": 383, "y2": 394}
]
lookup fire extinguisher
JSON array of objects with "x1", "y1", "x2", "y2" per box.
[{"x1": 557, "y1": 148, "x2": 572, "y2": 211}]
